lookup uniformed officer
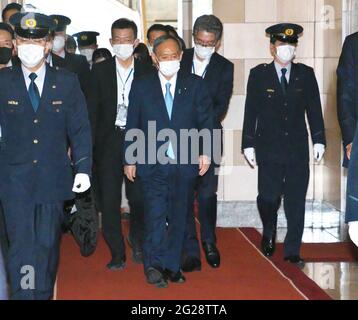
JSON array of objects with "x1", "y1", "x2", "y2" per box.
[
  {"x1": 73, "y1": 31, "x2": 99, "y2": 68},
  {"x1": 0, "y1": 12, "x2": 92, "y2": 300},
  {"x1": 242, "y1": 23, "x2": 326, "y2": 268}
]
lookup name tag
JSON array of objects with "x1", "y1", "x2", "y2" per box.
[
  {"x1": 8, "y1": 100, "x2": 18, "y2": 105},
  {"x1": 52, "y1": 100, "x2": 63, "y2": 105},
  {"x1": 266, "y1": 89, "x2": 275, "y2": 93}
]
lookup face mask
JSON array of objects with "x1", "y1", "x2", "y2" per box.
[
  {"x1": 113, "y1": 44, "x2": 134, "y2": 61},
  {"x1": 0, "y1": 47, "x2": 12, "y2": 64},
  {"x1": 52, "y1": 35, "x2": 65, "y2": 53},
  {"x1": 17, "y1": 44, "x2": 45, "y2": 68},
  {"x1": 159, "y1": 60, "x2": 180, "y2": 78},
  {"x1": 275, "y1": 44, "x2": 296, "y2": 64},
  {"x1": 194, "y1": 44, "x2": 215, "y2": 60},
  {"x1": 80, "y1": 48, "x2": 95, "y2": 63}
]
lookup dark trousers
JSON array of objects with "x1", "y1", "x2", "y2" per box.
[
  {"x1": 0, "y1": 202, "x2": 8, "y2": 262},
  {"x1": 182, "y1": 163, "x2": 218, "y2": 260},
  {"x1": 2, "y1": 200, "x2": 63, "y2": 300},
  {"x1": 97, "y1": 130, "x2": 144, "y2": 259},
  {"x1": 257, "y1": 163, "x2": 310, "y2": 257},
  {"x1": 141, "y1": 165, "x2": 196, "y2": 273}
]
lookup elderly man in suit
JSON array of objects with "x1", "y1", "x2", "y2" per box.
[
  {"x1": 337, "y1": 30, "x2": 358, "y2": 246},
  {"x1": 124, "y1": 34, "x2": 213, "y2": 288},
  {"x1": 0, "y1": 12, "x2": 92, "y2": 300}
]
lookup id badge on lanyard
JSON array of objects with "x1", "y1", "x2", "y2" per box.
[{"x1": 115, "y1": 68, "x2": 134, "y2": 128}]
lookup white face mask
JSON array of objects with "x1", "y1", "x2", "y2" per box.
[
  {"x1": 275, "y1": 44, "x2": 296, "y2": 64},
  {"x1": 194, "y1": 44, "x2": 215, "y2": 60},
  {"x1": 159, "y1": 60, "x2": 180, "y2": 78},
  {"x1": 17, "y1": 44, "x2": 45, "y2": 69},
  {"x1": 80, "y1": 48, "x2": 95, "y2": 63},
  {"x1": 52, "y1": 35, "x2": 66, "y2": 53},
  {"x1": 113, "y1": 44, "x2": 134, "y2": 61}
]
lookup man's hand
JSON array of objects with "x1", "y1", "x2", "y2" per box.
[
  {"x1": 124, "y1": 165, "x2": 136, "y2": 182},
  {"x1": 349, "y1": 221, "x2": 358, "y2": 246},
  {"x1": 313, "y1": 143, "x2": 325, "y2": 162},
  {"x1": 199, "y1": 155, "x2": 211, "y2": 176},
  {"x1": 244, "y1": 148, "x2": 256, "y2": 167},
  {"x1": 72, "y1": 173, "x2": 91, "y2": 193},
  {"x1": 346, "y1": 143, "x2": 353, "y2": 160}
]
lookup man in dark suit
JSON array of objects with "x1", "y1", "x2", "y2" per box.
[
  {"x1": 242, "y1": 23, "x2": 326, "y2": 268},
  {"x1": 47, "y1": 15, "x2": 91, "y2": 95},
  {"x1": 73, "y1": 31, "x2": 99, "y2": 68},
  {"x1": 0, "y1": 13, "x2": 92, "y2": 300},
  {"x1": 124, "y1": 35, "x2": 213, "y2": 288},
  {"x1": 337, "y1": 31, "x2": 358, "y2": 244},
  {"x1": 180, "y1": 15, "x2": 233, "y2": 271},
  {"x1": 88, "y1": 18, "x2": 151, "y2": 270}
]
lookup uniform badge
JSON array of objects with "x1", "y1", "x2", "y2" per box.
[
  {"x1": 8, "y1": 100, "x2": 18, "y2": 105},
  {"x1": 81, "y1": 35, "x2": 88, "y2": 41},
  {"x1": 285, "y1": 29, "x2": 294, "y2": 36},
  {"x1": 52, "y1": 100, "x2": 63, "y2": 105},
  {"x1": 25, "y1": 18, "x2": 37, "y2": 28},
  {"x1": 266, "y1": 89, "x2": 275, "y2": 92}
]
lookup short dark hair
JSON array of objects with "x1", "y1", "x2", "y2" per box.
[
  {"x1": 0, "y1": 22, "x2": 14, "y2": 39},
  {"x1": 193, "y1": 15, "x2": 223, "y2": 41},
  {"x1": 92, "y1": 48, "x2": 112, "y2": 63},
  {"x1": 146, "y1": 24, "x2": 168, "y2": 41},
  {"x1": 66, "y1": 35, "x2": 77, "y2": 50},
  {"x1": 153, "y1": 35, "x2": 182, "y2": 54},
  {"x1": 2, "y1": 3, "x2": 22, "y2": 22},
  {"x1": 111, "y1": 18, "x2": 137, "y2": 38}
]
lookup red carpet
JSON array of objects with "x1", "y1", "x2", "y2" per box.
[
  {"x1": 56, "y1": 223, "x2": 331, "y2": 300},
  {"x1": 240, "y1": 228, "x2": 358, "y2": 262}
]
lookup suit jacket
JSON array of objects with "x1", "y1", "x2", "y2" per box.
[
  {"x1": 241, "y1": 61, "x2": 326, "y2": 165},
  {"x1": 52, "y1": 52, "x2": 90, "y2": 96},
  {"x1": 0, "y1": 64, "x2": 92, "y2": 203},
  {"x1": 180, "y1": 48, "x2": 234, "y2": 128},
  {"x1": 124, "y1": 71, "x2": 214, "y2": 178},
  {"x1": 87, "y1": 56, "x2": 153, "y2": 164},
  {"x1": 337, "y1": 32, "x2": 358, "y2": 168}
]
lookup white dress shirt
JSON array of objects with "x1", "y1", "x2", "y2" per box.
[
  {"x1": 116, "y1": 57, "x2": 135, "y2": 107},
  {"x1": 274, "y1": 61, "x2": 292, "y2": 84},
  {"x1": 21, "y1": 61, "x2": 46, "y2": 96},
  {"x1": 158, "y1": 71, "x2": 177, "y2": 100},
  {"x1": 192, "y1": 53, "x2": 210, "y2": 78}
]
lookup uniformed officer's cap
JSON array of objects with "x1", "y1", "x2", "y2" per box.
[
  {"x1": 50, "y1": 14, "x2": 71, "y2": 32},
  {"x1": 73, "y1": 31, "x2": 99, "y2": 47},
  {"x1": 10, "y1": 12, "x2": 56, "y2": 39},
  {"x1": 266, "y1": 23, "x2": 303, "y2": 44}
]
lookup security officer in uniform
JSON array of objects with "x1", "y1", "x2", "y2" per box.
[
  {"x1": 73, "y1": 31, "x2": 99, "y2": 68},
  {"x1": 48, "y1": 15, "x2": 91, "y2": 95},
  {"x1": 242, "y1": 24, "x2": 326, "y2": 268},
  {"x1": 0, "y1": 12, "x2": 92, "y2": 299}
]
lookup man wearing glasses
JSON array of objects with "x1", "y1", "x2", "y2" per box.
[
  {"x1": 180, "y1": 15, "x2": 234, "y2": 272},
  {"x1": 0, "y1": 12, "x2": 92, "y2": 299}
]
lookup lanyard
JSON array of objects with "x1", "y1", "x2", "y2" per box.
[
  {"x1": 192, "y1": 62, "x2": 208, "y2": 78},
  {"x1": 117, "y1": 67, "x2": 134, "y2": 102}
]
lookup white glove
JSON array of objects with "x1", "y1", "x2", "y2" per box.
[
  {"x1": 313, "y1": 143, "x2": 325, "y2": 162},
  {"x1": 244, "y1": 148, "x2": 256, "y2": 167},
  {"x1": 349, "y1": 221, "x2": 358, "y2": 247},
  {"x1": 72, "y1": 173, "x2": 91, "y2": 193}
]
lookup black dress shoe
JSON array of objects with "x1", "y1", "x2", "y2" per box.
[
  {"x1": 145, "y1": 267, "x2": 168, "y2": 288},
  {"x1": 126, "y1": 236, "x2": 143, "y2": 264},
  {"x1": 107, "y1": 256, "x2": 126, "y2": 271},
  {"x1": 202, "y1": 242, "x2": 220, "y2": 268},
  {"x1": 284, "y1": 255, "x2": 305, "y2": 269},
  {"x1": 261, "y1": 235, "x2": 276, "y2": 257},
  {"x1": 181, "y1": 256, "x2": 202, "y2": 273},
  {"x1": 163, "y1": 269, "x2": 186, "y2": 283}
]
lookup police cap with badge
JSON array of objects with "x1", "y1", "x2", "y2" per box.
[
  {"x1": 72, "y1": 31, "x2": 99, "y2": 47},
  {"x1": 49, "y1": 14, "x2": 71, "y2": 32},
  {"x1": 10, "y1": 12, "x2": 57, "y2": 39},
  {"x1": 266, "y1": 23, "x2": 304, "y2": 44}
]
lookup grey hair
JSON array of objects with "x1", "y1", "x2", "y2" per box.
[{"x1": 193, "y1": 15, "x2": 223, "y2": 41}]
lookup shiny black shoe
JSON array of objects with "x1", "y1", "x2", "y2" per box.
[
  {"x1": 145, "y1": 267, "x2": 168, "y2": 288},
  {"x1": 202, "y1": 242, "x2": 220, "y2": 268},
  {"x1": 163, "y1": 269, "x2": 186, "y2": 283},
  {"x1": 181, "y1": 256, "x2": 202, "y2": 273},
  {"x1": 261, "y1": 235, "x2": 276, "y2": 257},
  {"x1": 284, "y1": 255, "x2": 306, "y2": 269},
  {"x1": 106, "y1": 256, "x2": 126, "y2": 271}
]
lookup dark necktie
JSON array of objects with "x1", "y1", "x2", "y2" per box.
[
  {"x1": 280, "y1": 68, "x2": 288, "y2": 95},
  {"x1": 28, "y1": 72, "x2": 40, "y2": 112}
]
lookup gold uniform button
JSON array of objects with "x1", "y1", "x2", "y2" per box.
[
  {"x1": 33, "y1": 160, "x2": 38, "y2": 164},
  {"x1": 34, "y1": 119, "x2": 39, "y2": 124},
  {"x1": 33, "y1": 139, "x2": 38, "y2": 144}
]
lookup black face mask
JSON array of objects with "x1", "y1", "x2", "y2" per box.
[{"x1": 0, "y1": 47, "x2": 12, "y2": 65}]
